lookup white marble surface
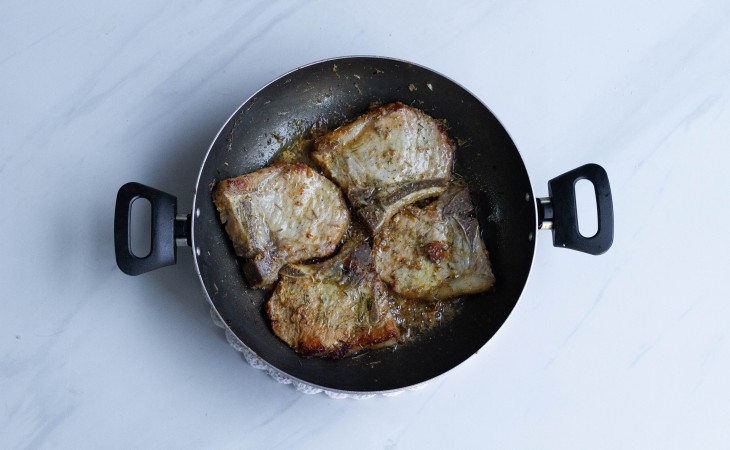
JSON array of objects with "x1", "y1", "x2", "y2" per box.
[{"x1": 2, "y1": 0, "x2": 729, "y2": 448}]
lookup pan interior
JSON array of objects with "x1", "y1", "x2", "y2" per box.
[{"x1": 193, "y1": 57, "x2": 536, "y2": 392}]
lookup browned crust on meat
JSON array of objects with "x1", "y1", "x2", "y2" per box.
[
  {"x1": 266, "y1": 226, "x2": 400, "y2": 359},
  {"x1": 423, "y1": 241, "x2": 447, "y2": 264},
  {"x1": 266, "y1": 279, "x2": 400, "y2": 359},
  {"x1": 213, "y1": 162, "x2": 312, "y2": 200},
  {"x1": 292, "y1": 322, "x2": 399, "y2": 359}
]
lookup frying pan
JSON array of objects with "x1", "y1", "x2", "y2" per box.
[{"x1": 114, "y1": 56, "x2": 614, "y2": 394}]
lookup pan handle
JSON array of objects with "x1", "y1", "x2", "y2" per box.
[
  {"x1": 538, "y1": 164, "x2": 614, "y2": 255},
  {"x1": 114, "y1": 182, "x2": 190, "y2": 275}
]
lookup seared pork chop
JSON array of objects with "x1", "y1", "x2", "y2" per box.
[
  {"x1": 373, "y1": 184, "x2": 495, "y2": 301},
  {"x1": 311, "y1": 103, "x2": 454, "y2": 231},
  {"x1": 267, "y1": 226, "x2": 399, "y2": 358},
  {"x1": 212, "y1": 162, "x2": 350, "y2": 289}
]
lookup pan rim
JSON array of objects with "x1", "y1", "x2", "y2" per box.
[{"x1": 190, "y1": 55, "x2": 539, "y2": 394}]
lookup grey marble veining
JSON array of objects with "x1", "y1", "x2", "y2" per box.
[{"x1": 2, "y1": 0, "x2": 729, "y2": 448}]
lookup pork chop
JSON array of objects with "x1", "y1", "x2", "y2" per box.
[
  {"x1": 311, "y1": 103, "x2": 454, "y2": 232},
  {"x1": 267, "y1": 226, "x2": 400, "y2": 358},
  {"x1": 373, "y1": 184, "x2": 495, "y2": 301},
  {"x1": 212, "y1": 162, "x2": 350, "y2": 289}
]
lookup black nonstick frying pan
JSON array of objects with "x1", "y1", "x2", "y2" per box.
[{"x1": 115, "y1": 56, "x2": 613, "y2": 394}]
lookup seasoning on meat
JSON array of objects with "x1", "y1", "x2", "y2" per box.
[
  {"x1": 212, "y1": 162, "x2": 350, "y2": 289},
  {"x1": 214, "y1": 103, "x2": 497, "y2": 359},
  {"x1": 311, "y1": 102, "x2": 454, "y2": 232},
  {"x1": 267, "y1": 226, "x2": 399, "y2": 358},
  {"x1": 373, "y1": 184, "x2": 495, "y2": 300}
]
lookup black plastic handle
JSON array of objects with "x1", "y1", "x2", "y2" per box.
[
  {"x1": 541, "y1": 163, "x2": 614, "y2": 255},
  {"x1": 115, "y1": 182, "x2": 178, "y2": 275}
]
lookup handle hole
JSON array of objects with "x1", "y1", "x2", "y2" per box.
[
  {"x1": 130, "y1": 197, "x2": 152, "y2": 258},
  {"x1": 575, "y1": 179, "x2": 598, "y2": 238}
]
